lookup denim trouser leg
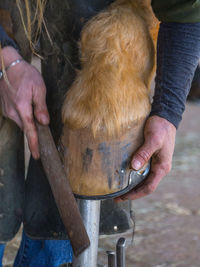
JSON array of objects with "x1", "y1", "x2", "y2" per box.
[
  {"x1": 13, "y1": 231, "x2": 73, "y2": 267},
  {"x1": 0, "y1": 244, "x2": 5, "y2": 267}
]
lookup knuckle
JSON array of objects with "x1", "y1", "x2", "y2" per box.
[
  {"x1": 151, "y1": 135, "x2": 162, "y2": 148},
  {"x1": 37, "y1": 81, "x2": 46, "y2": 91},
  {"x1": 41, "y1": 86, "x2": 46, "y2": 93},
  {"x1": 34, "y1": 91, "x2": 46, "y2": 106},
  {"x1": 26, "y1": 130, "x2": 37, "y2": 145},
  {"x1": 6, "y1": 107, "x2": 14, "y2": 118},
  {"x1": 136, "y1": 150, "x2": 151, "y2": 163},
  {"x1": 21, "y1": 115, "x2": 34, "y2": 130},
  {"x1": 30, "y1": 135, "x2": 38, "y2": 147},
  {"x1": 15, "y1": 102, "x2": 26, "y2": 113},
  {"x1": 160, "y1": 162, "x2": 172, "y2": 174},
  {"x1": 25, "y1": 115, "x2": 34, "y2": 124},
  {"x1": 36, "y1": 86, "x2": 45, "y2": 96},
  {"x1": 35, "y1": 106, "x2": 47, "y2": 115},
  {"x1": 144, "y1": 183, "x2": 156, "y2": 195}
]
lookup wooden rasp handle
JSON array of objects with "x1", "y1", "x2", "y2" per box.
[{"x1": 36, "y1": 122, "x2": 90, "y2": 256}]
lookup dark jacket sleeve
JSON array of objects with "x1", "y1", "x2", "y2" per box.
[
  {"x1": 151, "y1": 0, "x2": 200, "y2": 23},
  {"x1": 0, "y1": 24, "x2": 17, "y2": 50},
  {"x1": 150, "y1": 22, "x2": 200, "y2": 128}
]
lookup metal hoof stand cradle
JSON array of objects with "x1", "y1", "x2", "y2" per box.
[{"x1": 72, "y1": 167, "x2": 149, "y2": 267}]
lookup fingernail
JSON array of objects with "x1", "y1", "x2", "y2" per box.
[
  {"x1": 33, "y1": 151, "x2": 40, "y2": 160},
  {"x1": 132, "y1": 160, "x2": 141, "y2": 170},
  {"x1": 40, "y1": 114, "x2": 49, "y2": 125}
]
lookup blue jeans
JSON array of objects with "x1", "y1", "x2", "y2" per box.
[
  {"x1": 0, "y1": 244, "x2": 5, "y2": 267},
  {"x1": 0, "y1": 231, "x2": 72, "y2": 267}
]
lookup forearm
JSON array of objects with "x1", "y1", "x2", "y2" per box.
[
  {"x1": 0, "y1": 24, "x2": 21, "y2": 72},
  {"x1": 150, "y1": 22, "x2": 200, "y2": 128}
]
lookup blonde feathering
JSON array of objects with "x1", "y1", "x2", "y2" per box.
[{"x1": 62, "y1": 0, "x2": 159, "y2": 138}]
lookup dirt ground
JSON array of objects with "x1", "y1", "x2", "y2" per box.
[{"x1": 2, "y1": 102, "x2": 200, "y2": 266}]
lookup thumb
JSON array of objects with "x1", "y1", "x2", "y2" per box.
[{"x1": 131, "y1": 141, "x2": 157, "y2": 170}]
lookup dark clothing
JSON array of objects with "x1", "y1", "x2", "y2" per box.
[
  {"x1": 187, "y1": 63, "x2": 200, "y2": 101},
  {"x1": 151, "y1": 0, "x2": 200, "y2": 127},
  {"x1": 0, "y1": 25, "x2": 17, "y2": 50},
  {"x1": 152, "y1": 0, "x2": 200, "y2": 23},
  {"x1": 150, "y1": 22, "x2": 200, "y2": 128}
]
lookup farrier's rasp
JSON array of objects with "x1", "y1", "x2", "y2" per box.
[{"x1": 36, "y1": 122, "x2": 90, "y2": 256}]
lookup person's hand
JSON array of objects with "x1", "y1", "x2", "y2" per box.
[
  {"x1": 0, "y1": 46, "x2": 49, "y2": 159},
  {"x1": 115, "y1": 115, "x2": 176, "y2": 202}
]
